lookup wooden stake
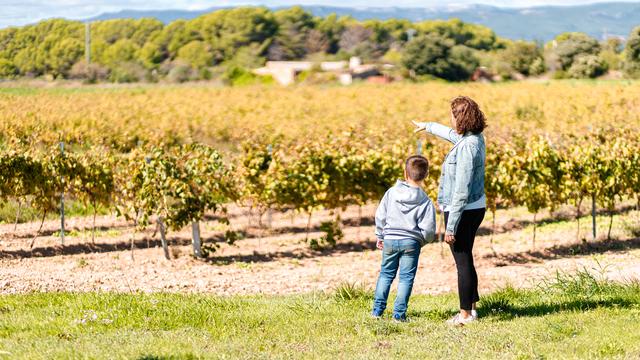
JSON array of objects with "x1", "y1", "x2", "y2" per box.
[
  {"x1": 192, "y1": 221, "x2": 203, "y2": 258},
  {"x1": 158, "y1": 216, "x2": 170, "y2": 260}
]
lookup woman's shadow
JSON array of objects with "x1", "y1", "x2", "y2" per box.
[{"x1": 407, "y1": 287, "x2": 638, "y2": 321}]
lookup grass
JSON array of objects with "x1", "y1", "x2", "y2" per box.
[
  {"x1": 52, "y1": 228, "x2": 122, "y2": 239},
  {"x1": 0, "y1": 199, "x2": 111, "y2": 225},
  {"x1": 1, "y1": 271, "x2": 639, "y2": 359}
]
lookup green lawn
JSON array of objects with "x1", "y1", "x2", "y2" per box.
[{"x1": 1, "y1": 271, "x2": 639, "y2": 359}]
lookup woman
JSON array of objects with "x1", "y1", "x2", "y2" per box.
[{"x1": 413, "y1": 96, "x2": 487, "y2": 325}]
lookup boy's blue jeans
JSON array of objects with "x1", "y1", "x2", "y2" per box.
[{"x1": 372, "y1": 239, "x2": 421, "y2": 320}]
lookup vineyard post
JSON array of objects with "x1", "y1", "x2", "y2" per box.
[
  {"x1": 192, "y1": 221, "x2": 203, "y2": 258},
  {"x1": 144, "y1": 156, "x2": 156, "y2": 245},
  {"x1": 357, "y1": 205, "x2": 362, "y2": 241},
  {"x1": 306, "y1": 211, "x2": 313, "y2": 241},
  {"x1": 158, "y1": 216, "x2": 170, "y2": 260},
  {"x1": 130, "y1": 232, "x2": 135, "y2": 261},
  {"x1": 130, "y1": 223, "x2": 136, "y2": 261},
  {"x1": 91, "y1": 199, "x2": 97, "y2": 244},
  {"x1": 14, "y1": 200, "x2": 21, "y2": 231},
  {"x1": 416, "y1": 139, "x2": 422, "y2": 155},
  {"x1": 591, "y1": 195, "x2": 596, "y2": 241},
  {"x1": 532, "y1": 212, "x2": 537, "y2": 250},
  {"x1": 490, "y1": 210, "x2": 496, "y2": 254},
  {"x1": 607, "y1": 208, "x2": 614, "y2": 240},
  {"x1": 266, "y1": 144, "x2": 273, "y2": 229},
  {"x1": 575, "y1": 197, "x2": 583, "y2": 242},
  {"x1": 60, "y1": 141, "x2": 65, "y2": 246}
]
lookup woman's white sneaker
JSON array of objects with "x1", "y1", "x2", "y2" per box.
[{"x1": 446, "y1": 313, "x2": 476, "y2": 326}]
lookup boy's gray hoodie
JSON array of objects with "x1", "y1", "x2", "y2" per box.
[{"x1": 375, "y1": 180, "x2": 436, "y2": 247}]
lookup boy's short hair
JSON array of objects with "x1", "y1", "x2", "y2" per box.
[{"x1": 405, "y1": 155, "x2": 429, "y2": 182}]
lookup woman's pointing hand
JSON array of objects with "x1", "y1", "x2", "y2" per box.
[{"x1": 412, "y1": 120, "x2": 426, "y2": 133}]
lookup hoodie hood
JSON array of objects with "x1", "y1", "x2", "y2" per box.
[{"x1": 393, "y1": 180, "x2": 428, "y2": 213}]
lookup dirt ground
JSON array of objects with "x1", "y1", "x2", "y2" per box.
[{"x1": 1, "y1": 204, "x2": 639, "y2": 296}]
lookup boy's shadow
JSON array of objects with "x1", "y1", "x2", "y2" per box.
[{"x1": 407, "y1": 308, "x2": 458, "y2": 321}]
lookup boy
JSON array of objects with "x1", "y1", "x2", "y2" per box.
[{"x1": 371, "y1": 155, "x2": 436, "y2": 321}]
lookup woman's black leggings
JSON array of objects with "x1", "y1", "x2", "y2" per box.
[{"x1": 444, "y1": 208, "x2": 486, "y2": 311}]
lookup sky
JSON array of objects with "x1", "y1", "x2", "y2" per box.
[{"x1": 1, "y1": 0, "x2": 638, "y2": 28}]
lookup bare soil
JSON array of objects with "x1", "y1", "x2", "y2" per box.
[{"x1": 1, "y1": 204, "x2": 639, "y2": 295}]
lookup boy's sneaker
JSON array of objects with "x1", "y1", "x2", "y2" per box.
[
  {"x1": 371, "y1": 310, "x2": 383, "y2": 319},
  {"x1": 471, "y1": 310, "x2": 478, "y2": 319},
  {"x1": 446, "y1": 313, "x2": 476, "y2": 326},
  {"x1": 392, "y1": 314, "x2": 408, "y2": 323}
]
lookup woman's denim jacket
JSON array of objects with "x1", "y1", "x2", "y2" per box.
[{"x1": 423, "y1": 122, "x2": 486, "y2": 235}]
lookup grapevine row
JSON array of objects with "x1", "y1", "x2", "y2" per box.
[{"x1": 0, "y1": 129, "x2": 638, "y2": 256}]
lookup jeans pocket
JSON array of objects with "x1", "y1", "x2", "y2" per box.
[{"x1": 400, "y1": 240, "x2": 420, "y2": 254}]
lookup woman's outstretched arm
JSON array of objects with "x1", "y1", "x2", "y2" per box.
[{"x1": 413, "y1": 121, "x2": 462, "y2": 144}]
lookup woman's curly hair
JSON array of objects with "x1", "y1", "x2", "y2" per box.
[{"x1": 451, "y1": 96, "x2": 487, "y2": 134}]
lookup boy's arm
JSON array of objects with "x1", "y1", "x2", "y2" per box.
[
  {"x1": 419, "y1": 200, "x2": 437, "y2": 244},
  {"x1": 413, "y1": 121, "x2": 462, "y2": 144},
  {"x1": 375, "y1": 190, "x2": 389, "y2": 241}
]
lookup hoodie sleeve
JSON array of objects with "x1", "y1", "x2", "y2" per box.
[
  {"x1": 419, "y1": 199, "x2": 436, "y2": 245},
  {"x1": 374, "y1": 190, "x2": 390, "y2": 240}
]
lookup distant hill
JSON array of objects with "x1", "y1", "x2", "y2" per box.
[
  {"x1": 86, "y1": 2, "x2": 640, "y2": 41},
  {"x1": 86, "y1": 8, "x2": 227, "y2": 24}
]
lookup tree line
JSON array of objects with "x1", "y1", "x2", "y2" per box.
[
  {"x1": 1, "y1": 129, "x2": 638, "y2": 257},
  {"x1": 1, "y1": 6, "x2": 640, "y2": 83}
]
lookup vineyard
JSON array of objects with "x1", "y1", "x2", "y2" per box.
[
  {"x1": 0, "y1": 82, "x2": 639, "y2": 259},
  {"x1": 2, "y1": 82, "x2": 640, "y2": 146}
]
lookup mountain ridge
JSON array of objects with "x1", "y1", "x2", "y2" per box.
[{"x1": 84, "y1": 2, "x2": 640, "y2": 41}]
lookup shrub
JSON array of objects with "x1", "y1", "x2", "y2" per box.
[
  {"x1": 600, "y1": 51, "x2": 622, "y2": 72},
  {"x1": 624, "y1": 26, "x2": 640, "y2": 78},
  {"x1": 382, "y1": 48, "x2": 402, "y2": 65},
  {"x1": 166, "y1": 64, "x2": 193, "y2": 83},
  {"x1": 529, "y1": 57, "x2": 547, "y2": 76},
  {"x1": 69, "y1": 61, "x2": 110, "y2": 83},
  {"x1": 548, "y1": 32, "x2": 600, "y2": 71},
  {"x1": 333, "y1": 282, "x2": 372, "y2": 302},
  {"x1": 402, "y1": 34, "x2": 478, "y2": 81},
  {"x1": 499, "y1": 40, "x2": 541, "y2": 76},
  {"x1": 177, "y1": 41, "x2": 214, "y2": 69},
  {"x1": 552, "y1": 69, "x2": 568, "y2": 79},
  {"x1": 0, "y1": 58, "x2": 18, "y2": 78},
  {"x1": 108, "y1": 62, "x2": 147, "y2": 83},
  {"x1": 568, "y1": 55, "x2": 607, "y2": 79},
  {"x1": 223, "y1": 66, "x2": 273, "y2": 86},
  {"x1": 297, "y1": 69, "x2": 337, "y2": 85},
  {"x1": 310, "y1": 218, "x2": 343, "y2": 249}
]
